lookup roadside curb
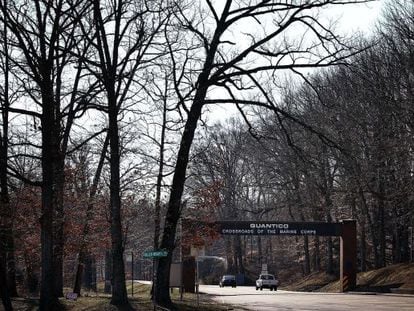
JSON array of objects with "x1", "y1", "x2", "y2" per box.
[
  {"x1": 347, "y1": 291, "x2": 377, "y2": 295},
  {"x1": 346, "y1": 290, "x2": 414, "y2": 297},
  {"x1": 390, "y1": 288, "x2": 414, "y2": 295}
]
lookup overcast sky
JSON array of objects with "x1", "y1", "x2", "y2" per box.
[{"x1": 331, "y1": 0, "x2": 384, "y2": 35}]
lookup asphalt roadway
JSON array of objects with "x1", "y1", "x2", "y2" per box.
[{"x1": 199, "y1": 285, "x2": 414, "y2": 311}]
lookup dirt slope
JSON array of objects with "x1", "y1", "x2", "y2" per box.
[{"x1": 283, "y1": 263, "x2": 414, "y2": 293}]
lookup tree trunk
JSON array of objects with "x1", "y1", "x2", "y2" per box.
[
  {"x1": 0, "y1": 255, "x2": 13, "y2": 311},
  {"x1": 358, "y1": 185, "x2": 380, "y2": 269},
  {"x1": 243, "y1": 236, "x2": 247, "y2": 260},
  {"x1": 90, "y1": 256, "x2": 97, "y2": 291},
  {"x1": 52, "y1": 133, "x2": 67, "y2": 297},
  {"x1": 379, "y1": 208, "x2": 386, "y2": 267},
  {"x1": 376, "y1": 195, "x2": 386, "y2": 268},
  {"x1": 154, "y1": 90, "x2": 167, "y2": 250},
  {"x1": 400, "y1": 227, "x2": 410, "y2": 262},
  {"x1": 73, "y1": 263, "x2": 84, "y2": 296},
  {"x1": 0, "y1": 0, "x2": 13, "y2": 303},
  {"x1": 155, "y1": 91, "x2": 207, "y2": 308},
  {"x1": 108, "y1": 91, "x2": 129, "y2": 306},
  {"x1": 5, "y1": 243, "x2": 17, "y2": 297},
  {"x1": 104, "y1": 250, "x2": 112, "y2": 294},
  {"x1": 53, "y1": 167, "x2": 65, "y2": 298},
  {"x1": 26, "y1": 267, "x2": 39, "y2": 294},
  {"x1": 325, "y1": 198, "x2": 334, "y2": 274},
  {"x1": 236, "y1": 236, "x2": 244, "y2": 274},
  {"x1": 313, "y1": 237, "x2": 321, "y2": 272},
  {"x1": 83, "y1": 253, "x2": 97, "y2": 291},
  {"x1": 1, "y1": 8, "x2": 17, "y2": 296},
  {"x1": 0, "y1": 154, "x2": 17, "y2": 298},
  {"x1": 326, "y1": 237, "x2": 334, "y2": 274},
  {"x1": 224, "y1": 237, "x2": 233, "y2": 273},
  {"x1": 233, "y1": 240, "x2": 238, "y2": 273},
  {"x1": 154, "y1": 8, "x2": 225, "y2": 302},
  {"x1": 393, "y1": 226, "x2": 409, "y2": 263},
  {"x1": 360, "y1": 221, "x2": 367, "y2": 271},
  {"x1": 303, "y1": 236, "x2": 310, "y2": 275},
  {"x1": 268, "y1": 239, "x2": 273, "y2": 264},
  {"x1": 39, "y1": 85, "x2": 60, "y2": 310},
  {"x1": 257, "y1": 236, "x2": 262, "y2": 265},
  {"x1": 39, "y1": 159, "x2": 57, "y2": 310}
]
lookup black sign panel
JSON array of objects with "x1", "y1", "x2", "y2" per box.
[{"x1": 216, "y1": 221, "x2": 342, "y2": 236}]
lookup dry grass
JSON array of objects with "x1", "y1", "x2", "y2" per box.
[
  {"x1": 8, "y1": 283, "x2": 235, "y2": 311},
  {"x1": 284, "y1": 263, "x2": 414, "y2": 293},
  {"x1": 322, "y1": 263, "x2": 414, "y2": 293},
  {"x1": 282, "y1": 271, "x2": 338, "y2": 292}
]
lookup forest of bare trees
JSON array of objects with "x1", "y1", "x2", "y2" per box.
[
  {"x1": 190, "y1": 0, "x2": 413, "y2": 281},
  {"x1": 0, "y1": 0, "x2": 412, "y2": 310}
]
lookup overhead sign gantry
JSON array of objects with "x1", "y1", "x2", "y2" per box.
[{"x1": 216, "y1": 220, "x2": 357, "y2": 292}]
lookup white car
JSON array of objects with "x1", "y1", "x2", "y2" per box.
[{"x1": 256, "y1": 273, "x2": 279, "y2": 291}]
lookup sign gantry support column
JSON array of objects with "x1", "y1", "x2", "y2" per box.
[{"x1": 340, "y1": 220, "x2": 357, "y2": 292}]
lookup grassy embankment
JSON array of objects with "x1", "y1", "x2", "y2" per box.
[
  {"x1": 7, "y1": 283, "x2": 233, "y2": 311},
  {"x1": 283, "y1": 262, "x2": 414, "y2": 293}
]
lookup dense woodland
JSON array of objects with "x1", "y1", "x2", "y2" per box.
[
  {"x1": 0, "y1": 0, "x2": 413, "y2": 310},
  {"x1": 190, "y1": 0, "x2": 413, "y2": 277}
]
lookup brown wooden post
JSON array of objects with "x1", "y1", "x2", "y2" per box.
[
  {"x1": 340, "y1": 220, "x2": 357, "y2": 292},
  {"x1": 182, "y1": 257, "x2": 196, "y2": 293}
]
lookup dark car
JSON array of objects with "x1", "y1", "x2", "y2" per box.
[{"x1": 219, "y1": 275, "x2": 236, "y2": 288}]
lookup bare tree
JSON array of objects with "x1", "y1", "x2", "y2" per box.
[
  {"x1": 80, "y1": 0, "x2": 167, "y2": 306},
  {"x1": 0, "y1": 0, "x2": 17, "y2": 299},
  {"x1": 0, "y1": 0, "x2": 93, "y2": 308},
  {"x1": 155, "y1": 0, "x2": 373, "y2": 307}
]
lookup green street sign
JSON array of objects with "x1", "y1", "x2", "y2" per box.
[{"x1": 143, "y1": 250, "x2": 168, "y2": 258}]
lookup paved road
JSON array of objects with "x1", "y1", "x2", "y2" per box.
[{"x1": 199, "y1": 285, "x2": 414, "y2": 311}]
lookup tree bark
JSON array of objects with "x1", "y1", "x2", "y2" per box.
[
  {"x1": 357, "y1": 183, "x2": 379, "y2": 269},
  {"x1": 155, "y1": 95, "x2": 206, "y2": 307},
  {"x1": 154, "y1": 87, "x2": 167, "y2": 250},
  {"x1": 154, "y1": 1, "x2": 228, "y2": 302},
  {"x1": 326, "y1": 200, "x2": 334, "y2": 274},
  {"x1": 53, "y1": 165, "x2": 65, "y2": 297},
  {"x1": 225, "y1": 237, "x2": 233, "y2": 273},
  {"x1": 0, "y1": 255, "x2": 13, "y2": 311},
  {"x1": 257, "y1": 236, "x2": 262, "y2": 265},
  {"x1": 360, "y1": 221, "x2": 367, "y2": 271},
  {"x1": 303, "y1": 236, "x2": 311, "y2": 275},
  {"x1": 25, "y1": 260, "x2": 39, "y2": 295},
  {"x1": 235, "y1": 236, "x2": 244, "y2": 274},
  {"x1": 83, "y1": 253, "x2": 97, "y2": 291},
  {"x1": 104, "y1": 250, "x2": 112, "y2": 294},
  {"x1": 1, "y1": 1, "x2": 17, "y2": 296},
  {"x1": 233, "y1": 239, "x2": 238, "y2": 273},
  {"x1": 39, "y1": 85, "x2": 61, "y2": 310},
  {"x1": 108, "y1": 89, "x2": 129, "y2": 306},
  {"x1": 313, "y1": 237, "x2": 321, "y2": 272}
]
